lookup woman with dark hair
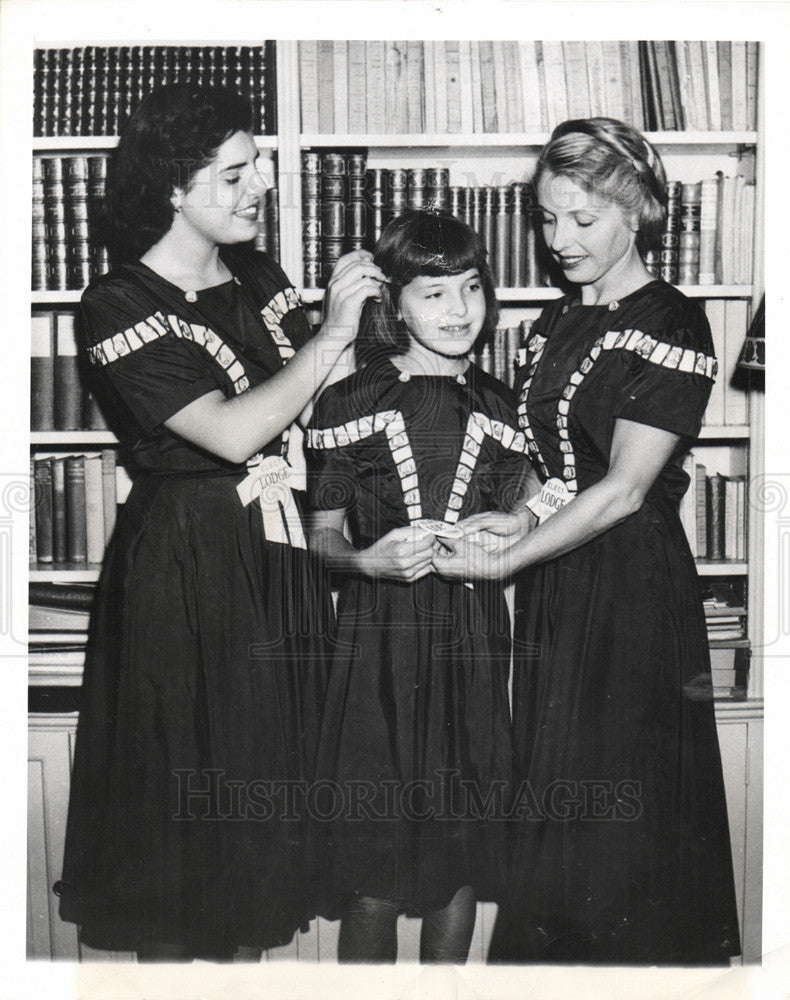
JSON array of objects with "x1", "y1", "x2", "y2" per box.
[
  {"x1": 56, "y1": 83, "x2": 385, "y2": 961},
  {"x1": 305, "y1": 209, "x2": 526, "y2": 963},
  {"x1": 435, "y1": 119, "x2": 741, "y2": 965}
]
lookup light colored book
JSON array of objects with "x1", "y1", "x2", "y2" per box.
[
  {"x1": 84, "y1": 454, "x2": 104, "y2": 565},
  {"x1": 332, "y1": 41, "x2": 348, "y2": 134},
  {"x1": 723, "y1": 299, "x2": 748, "y2": 424},
  {"x1": 492, "y1": 39, "x2": 509, "y2": 132},
  {"x1": 406, "y1": 41, "x2": 424, "y2": 133},
  {"x1": 602, "y1": 40, "x2": 624, "y2": 122},
  {"x1": 470, "y1": 41, "x2": 484, "y2": 133},
  {"x1": 423, "y1": 40, "x2": 436, "y2": 134},
  {"x1": 731, "y1": 41, "x2": 748, "y2": 131},
  {"x1": 365, "y1": 41, "x2": 386, "y2": 133},
  {"x1": 703, "y1": 40, "x2": 721, "y2": 130},
  {"x1": 704, "y1": 299, "x2": 726, "y2": 426},
  {"x1": 698, "y1": 175, "x2": 719, "y2": 285},
  {"x1": 298, "y1": 41, "x2": 319, "y2": 133},
  {"x1": 458, "y1": 41, "x2": 474, "y2": 134},
  {"x1": 347, "y1": 41, "x2": 367, "y2": 133},
  {"x1": 542, "y1": 41, "x2": 568, "y2": 129},
  {"x1": 518, "y1": 41, "x2": 543, "y2": 131},
  {"x1": 445, "y1": 40, "x2": 462, "y2": 133},
  {"x1": 433, "y1": 41, "x2": 449, "y2": 133},
  {"x1": 686, "y1": 41, "x2": 710, "y2": 131},
  {"x1": 562, "y1": 41, "x2": 589, "y2": 120},
  {"x1": 504, "y1": 42, "x2": 524, "y2": 132}
]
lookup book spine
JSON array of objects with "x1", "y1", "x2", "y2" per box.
[
  {"x1": 638, "y1": 41, "x2": 660, "y2": 131},
  {"x1": 736, "y1": 476, "x2": 746, "y2": 562},
  {"x1": 43, "y1": 156, "x2": 67, "y2": 291},
  {"x1": 695, "y1": 461, "x2": 708, "y2": 558},
  {"x1": 31, "y1": 311, "x2": 55, "y2": 431},
  {"x1": 601, "y1": 40, "x2": 624, "y2": 122},
  {"x1": 624, "y1": 40, "x2": 644, "y2": 131},
  {"x1": 563, "y1": 41, "x2": 590, "y2": 120},
  {"x1": 493, "y1": 327, "x2": 507, "y2": 383},
  {"x1": 366, "y1": 41, "x2": 386, "y2": 133},
  {"x1": 707, "y1": 473, "x2": 726, "y2": 560},
  {"x1": 302, "y1": 151, "x2": 322, "y2": 289},
  {"x1": 660, "y1": 180, "x2": 680, "y2": 285},
  {"x1": 510, "y1": 183, "x2": 526, "y2": 288},
  {"x1": 88, "y1": 155, "x2": 109, "y2": 279},
  {"x1": 723, "y1": 300, "x2": 749, "y2": 424},
  {"x1": 384, "y1": 41, "x2": 402, "y2": 134},
  {"x1": 505, "y1": 325, "x2": 521, "y2": 389},
  {"x1": 406, "y1": 41, "x2": 425, "y2": 134},
  {"x1": 730, "y1": 41, "x2": 748, "y2": 132},
  {"x1": 47, "y1": 49, "x2": 62, "y2": 137},
  {"x1": 481, "y1": 186, "x2": 496, "y2": 281},
  {"x1": 586, "y1": 42, "x2": 606, "y2": 118},
  {"x1": 678, "y1": 182, "x2": 701, "y2": 286},
  {"x1": 724, "y1": 475, "x2": 739, "y2": 561},
  {"x1": 491, "y1": 40, "x2": 509, "y2": 133},
  {"x1": 54, "y1": 311, "x2": 82, "y2": 429},
  {"x1": 101, "y1": 448, "x2": 117, "y2": 544},
  {"x1": 321, "y1": 152, "x2": 346, "y2": 284},
  {"x1": 504, "y1": 42, "x2": 524, "y2": 132},
  {"x1": 446, "y1": 40, "x2": 462, "y2": 133},
  {"x1": 494, "y1": 186, "x2": 511, "y2": 288},
  {"x1": 479, "y1": 41, "x2": 497, "y2": 132},
  {"x1": 517, "y1": 41, "x2": 542, "y2": 131},
  {"x1": 524, "y1": 183, "x2": 542, "y2": 287},
  {"x1": 703, "y1": 300, "x2": 726, "y2": 425},
  {"x1": 426, "y1": 167, "x2": 449, "y2": 212},
  {"x1": 346, "y1": 154, "x2": 367, "y2": 252},
  {"x1": 407, "y1": 168, "x2": 427, "y2": 211},
  {"x1": 745, "y1": 42, "x2": 759, "y2": 130},
  {"x1": 666, "y1": 41, "x2": 686, "y2": 130},
  {"x1": 84, "y1": 454, "x2": 104, "y2": 564},
  {"x1": 52, "y1": 457, "x2": 67, "y2": 563},
  {"x1": 34, "y1": 458, "x2": 54, "y2": 564},
  {"x1": 717, "y1": 42, "x2": 733, "y2": 131},
  {"x1": 33, "y1": 49, "x2": 46, "y2": 136},
  {"x1": 299, "y1": 41, "x2": 319, "y2": 133},
  {"x1": 698, "y1": 176, "x2": 719, "y2": 285},
  {"x1": 457, "y1": 41, "x2": 473, "y2": 134},
  {"x1": 266, "y1": 186, "x2": 280, "y2": 261},
  {"x1": 347, "y1": 41, "x2": 367, "y2": 133},
  {"x1": 423, "y1": 42, "x2": 436, "y2": 134},
  {"x1": 704, "y1": 41, "x2": 722, "y2": 130},
  {"x1": 65, "y1": 455, "x2": 88, "y2": 563},
  {"x1": 32, "y1": 158, "x2": 48, "y2": 290},
  {"x1": 541, "y1": 41, "x2": 568, "y2": 129},
  {"x1": 469, "y1": 42, "x2": 483, "y2": 133},
  {"x1": 317, "y1": 40, "x2": 335, "y2": 134},
  {"x1": 333, "y1": 41, "x2": 349, "y2": 134},
  {"x1": 653, "y1": 41, "x2": 676, "y2": 130},
  {"x1": 65, "y1": 155, "x2": 91, "y2": 291}
]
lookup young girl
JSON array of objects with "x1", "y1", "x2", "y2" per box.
[{"x1": 306, "y1": 209, "x2": 529, "y2": 963}]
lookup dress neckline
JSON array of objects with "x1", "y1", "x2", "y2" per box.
[
  {"x1": 385, "y1": 357, "x2": 472, "y2": 384},
  {"x1": 131, "y1": 259, "x2": 237, "y2": 299},
  {"x1": 563, "y1": 278, "x2": 663, "y2": 312}
]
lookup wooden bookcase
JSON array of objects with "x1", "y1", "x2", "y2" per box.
[{"x1": 28, "y1": 38, "x2": 765, "y2": 963}]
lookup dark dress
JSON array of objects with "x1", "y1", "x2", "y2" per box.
[
  {"x1": 306, "y1": 359, "x2": 528, "y2": 916},
  {"x1": 488, "y1": 280, "x2": 741, "y2": 965},
  {"x1": 57, "y1": 247, "x2": 333, "y2": 956}
]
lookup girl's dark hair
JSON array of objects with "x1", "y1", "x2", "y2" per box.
[
  {"x1": 356, "y1": 208, "x2": 499, "y2": 366},
  {"x1": 102, "y1": 83, "x2": 253, "y2": 261},
  {"x1": 533, "y1": 117, "x2": 668, "y2": 255}
]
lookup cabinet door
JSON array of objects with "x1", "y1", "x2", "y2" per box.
[{"x1": 27, "y1": 720, "x2": 78, "y2": 959}]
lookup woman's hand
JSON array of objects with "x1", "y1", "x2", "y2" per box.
[
  {"x1": 455, "y1": 509, "x2": 534, "y2": 548},
  {"x1": 357, "y1": 525, "x2": 436, "y2": 582},
  {"x1": 320, "y1": 250, "x2": 389, "y2": 346},
  {"x1": 432, "y1": 532, "x2": 516, "y2": 581}
]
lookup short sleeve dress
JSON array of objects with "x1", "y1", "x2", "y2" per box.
[
  {"x1": 305, "y1": 359, "x2": 528, "y2": 916},
  {"x1": 57, "y1": 246, "x2": 333, "y2": 956},
  {"x1": 487, "y1": 280, "x2": 741, "y2": 965}
]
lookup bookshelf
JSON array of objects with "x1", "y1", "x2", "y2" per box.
[{"x1": 27, "y1": 38, "x2": 765, "y2": 964}]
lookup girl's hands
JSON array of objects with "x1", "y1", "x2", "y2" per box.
[
  {"x1": 431, "y1": 511, "x2": 533, "y2": 581},
  {"x1": 357, "y1": 525, "x2": 436, "y2": 582},
  {"x1": 320, "y1": 250, "x2": 389, "y2": 346}
]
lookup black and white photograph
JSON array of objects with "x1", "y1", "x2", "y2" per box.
[{"x1": 1, "y1": 2, "x2": 788, "y2": 998}]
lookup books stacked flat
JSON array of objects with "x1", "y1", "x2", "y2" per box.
[
  {"x1": 33, "y1": 45, "x2": 276, "y2": 137},
  {"x1": 31, "y1": 451, "x2": 122, "y2": 567},
  {"x1": 29, "y1": 581, "x2": 95, "y2": 670},
  {"x1": 298, "y1": 40, "x2": 759, "y2": 135}
]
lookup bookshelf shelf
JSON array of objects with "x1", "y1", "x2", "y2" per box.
[
  {"x1": 698, "y1": 425, "x2": 750, "y2": 440},
  {"x1": 300, "y1": 131, "x2": 758, "y2": 150},
  {"x1": 32, "y1": 291, "x2": 83, "y2": 304},
  {"x1": 709, "y1": 638, "x2": 751, "y2": 649},
  {"x1": 33, "y1": 135, "x2": 279, "y2": 152},
  {"x1": 29, "y1": 664, "x2": 84, "y2": 686},
  {"x1": 30, "y1": 430, "x2": 118, "y2": 445}
]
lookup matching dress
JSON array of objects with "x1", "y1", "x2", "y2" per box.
[
  {"x1": 58, "y1": 247, "x2": 333, "y2": 955},
  {"x1": 306, "y1": 359, "x2": 528, "y2": 915},
  {"x1": 488, "y1": 280, "x2": 741, "y2": 965}
]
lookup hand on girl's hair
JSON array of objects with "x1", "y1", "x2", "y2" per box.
[{"x1": 321, "y1": 251, "x2": 391, "y2": 342}]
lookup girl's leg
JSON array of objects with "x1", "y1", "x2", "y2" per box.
[
  {"x1": 338, "y1": 895, "x2": 399, "y2": 963},
  {"x1": 420, "y1": 885, "x2": 476, "y2": 964}
]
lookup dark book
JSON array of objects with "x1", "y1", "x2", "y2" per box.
[
  {"x1": 82, "y1": 46, "x2": 98, "y2": 136},
  {"x1": 523, "y1": 184, "x2": 542, "y2": 287},
  {"x1": 33, "y1": 458, "x2": 54, "y2": 564},
  {"x1": 706, "y1": 472, "x2": 726, "y2": 560},
  {"x1": 321, "y1": 152, "x2": 347, "y2": 284},
  {"x1": 695, "y1": 461, "x2": 708, "y2": 558},
  {"x1": 426, "y1": 168, "x2": 449, "y2": 211},
  {"x1": 65, "y1": 156, "x2": 91, "y2": 290},
  {"x1": 32, "y1": 159, "x2": 48, "y2": 290},
  {"x1": 29, "y1": 459, "x2": 36, "y2": 564},
  {"x1": 638, "y1": 41, "x2": 661, "y2": 132},
  {"x1": 54, "y1": 312, "x2": 82, "y2": 430},
  {"x1": 52, "y1": 457, "x2": 67, "y2": 564},
  {"x1": 407, "y1": 168, "x2": 427, "y2": 210},
  {"x1": 31, "y1": 311, "x2": 55, "y2": 431},
  {"x1": 104, "y1": 46, "x2": 121, "y2": 136},
  {"x1": 678, "y1": 182, "x2": 701, "y2": 285},
  {"x1": 746, "y1": 41, "x2": 759, "y2": 130},
  {"x1": 510, "y1": 183, "x2": 526, "y2": 288},
  {"x1": 652, "y1": 41, "x2": 675, "y2": 130},
  {"x1": 302, "y1": 152, "x2": 321, "y2": 288},
  {"x1": 43, "y1": 156, "x2": 67, "y2": 291},
  {"x1": 70, "y1": 47, "x2": 84, "y2": 136},
  {"x1": 65, "y1": 455, "x2": 88, "y2": 563},
  {"x1": 365, "y1": 168, "x2": 388, "y2": 249},
  {"x1": 494, "y1": 186, "x2": 511, "y2": 288},
  {"x1": 480, "y1": 186, "x2": 496, "y2": 282},
  {"x1": 33, "y1": 49, "x2": 46, "y2": 136},
  {"x1": 468, "y1": 186, "x2": 483, "y2": 238}
]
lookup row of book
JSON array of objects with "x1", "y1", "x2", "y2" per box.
[
  {"x1": 679, "y1": 461, "x2": 747, "y2": 562},
  {"x1": 644, "y1": 174, "x2": 755, "y2": 287},
  {"x1": 32, "y1": 155, "x2": 109, "y2": 291},
  {"x1": 472, "y1": 322, "x2": 532, "y2": 389},
  {"x1": 299, "y1": 152, "x2": 754, "y2": 289},
  {"x1": 31, "y1": 452, "x2": 119, "y2": 566},
  {"x1": 31, "y1": 311, "x2": 107, "y2": 431},
  {"x1": 298, "y1": 40, "x2": 759, "y2": 135},
  {"x1": 33, "y1": 45, "x2": 276, "y2": 137}
]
